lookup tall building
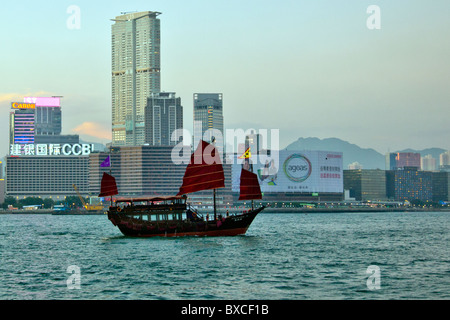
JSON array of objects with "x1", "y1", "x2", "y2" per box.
[
  {"x1": 145, "y1": 92, "x2": 183, "y2": 146},
  {"x1": 386, "y1": 152, "x2": 421, "y2": 170},
  {"x1": 31, "y1": 97, "x2": 62, "y2": 136},
  {"x1": 9, "y1": 97, "x2": 79, "y2": 155},
  {"x1": 10, "y1": 108, "x2": 35, "y2": 145},
  {"x1": 193, "y1": 93, "x2": 224, "y2": 154},
  {"x1": 111, "y1": 11, "x2": 162, "y2": 146},
  {"x1": 421, "y1": 154, "x2": 436, "y2": 171},
  {"x1": 439, "y1": 151, "x2": 450, "y2": 166},
  {"x1": 6, "y1": 97, "x2": 89, "y2": 199}
]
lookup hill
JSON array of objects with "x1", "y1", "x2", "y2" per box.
[{"x1": 285, "y1": 137, "x2": 386, "y2": 169}]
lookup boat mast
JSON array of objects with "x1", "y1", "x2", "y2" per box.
[
  {"x1": 109, "y1": 149, "x2": 113, "y2": 208},
  {"x1": 212, "y1": 136, "x2": 217, "y2": 220},
  {"x1": 213, "y1": 188, "x2": 217, "y2": 220}
]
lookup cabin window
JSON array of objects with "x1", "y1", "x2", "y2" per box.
[{"x1": 167, "y1": 214, "x2": 173, "y2": 220}]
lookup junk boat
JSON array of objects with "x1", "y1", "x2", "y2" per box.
[{"x1": 101, "y1": 140, "x2": 265, "y2": 237}]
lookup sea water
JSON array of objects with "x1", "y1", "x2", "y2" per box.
[{"x1": 0, "y1": 211, "x2": 448, "y2": 300}]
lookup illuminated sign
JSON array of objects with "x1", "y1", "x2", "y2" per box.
[
  {"x1": 11, "y1": 102, "x2": 36, "y2": 109},
  {"x1": 10, "y1": 143, "x2": 95, "y2": 156},
  {"x1": 23, "y1": 97, "x2": 60, "y2": 107}
]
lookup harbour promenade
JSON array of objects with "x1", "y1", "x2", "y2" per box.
[{"x1": 1, "y1": 206, "x2": 449, "y2": 215}]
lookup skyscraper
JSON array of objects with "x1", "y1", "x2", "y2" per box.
[
  {"x1": 10, "y1": 107, "x2": 35, "y2": 145},
  {"x1": 26, "y1": 96, "x2": 62, "y2": 136},
  {"x1": 111, "y1": 11, "x2": 161, "y2": 146},
  {"x1": 193, "y1": 93, "x2": 224, "y2": 154},
  {"x1": 145, "y1": 92, "x2": 183, "y2": 146}
]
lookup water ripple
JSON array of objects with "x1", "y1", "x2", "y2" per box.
[{"x1": 0, "y1": 212, "x2": 449, "y2": 299}]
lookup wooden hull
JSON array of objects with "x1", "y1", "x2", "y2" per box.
[{"x1": 107, "y1": 207, "x2": 264, "y2": 237}]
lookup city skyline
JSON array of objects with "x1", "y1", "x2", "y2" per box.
[{"x1": 1, "y1": 0, "x2": 450, "y2": 157}]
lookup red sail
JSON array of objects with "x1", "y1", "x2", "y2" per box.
[
  {"x1": 99, "y1": 172, "x2": 118, "y2": 197},
  {"x1": 177, "y1": 140, "x2": 225, "y2": 195},
  {"x1": 239, "y1": 168, "x2": 262, "y2": 200}
]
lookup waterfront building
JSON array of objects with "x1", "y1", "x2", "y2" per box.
[
  {"x1": 89, "y1": 145, "x2": 233, "y2": 206},
  {"x1": 343, "y1": 169, "x2": 387, "y2": 201},
  {"x1": 111, "y1": 11, "x2": 162, "y2": 146},
  {"x1": 5, "y1": 154, "x2": 90, "y2": 199},
  {"x1": 193, "y1": 93, "x2": 224, "y2": 155},
  {"x1": 145, "y1": 92, "x2": 183, "y2": 146},
  {"x1": 90, "y1": 146, "x2": 187, "y2": 197},
  {"x1": 386, "y1": 152, "x2": 421, "y2": 170},
  {"x1": 386, "y1": 167, "x2": 432, "y2": 202},
  {"x1": 432, "y1": 171, "x2": 450, "y2": 202}
]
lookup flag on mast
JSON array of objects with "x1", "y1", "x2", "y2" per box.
[
  {"x1": 100, "y1": 155, "x2": 111, "y2": 167},
  {"x1": 238, "y1": 147, "x2": 251, "y2": 159}
]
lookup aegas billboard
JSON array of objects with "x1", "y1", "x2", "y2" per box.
[{"x1": 232, "y1": 150, "x2": 343, "y2": 194}]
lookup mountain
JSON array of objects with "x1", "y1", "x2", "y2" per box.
[{"x1": 285, "y1": 137, "x2": 385, "y2": 169}]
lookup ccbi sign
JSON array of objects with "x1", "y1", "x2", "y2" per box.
[{"x1": 10, "y1": 143, "x2": 95, "y2": 156}]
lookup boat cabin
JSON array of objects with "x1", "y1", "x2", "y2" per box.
[{"x1": 112, "y1": 195, "x2": 188, "y2": 222}]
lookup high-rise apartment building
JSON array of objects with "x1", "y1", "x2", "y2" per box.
[
  {"x1": 439, "y1": 151, "x2": 450, "y2": 166},
  {"x1": 421, "y1": 154, "x2": 436, "y2": 171},
  {"x1": 111, "y1": 11, "x2": 161, "y2": 146},
  {"x1": 145, "y1": 92, "x2": 183, "y2": 146},
  {"x1": 193, "y1": 93, "x2": 224, "y2": 154}
]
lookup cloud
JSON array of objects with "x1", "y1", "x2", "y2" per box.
[{"x1": 71, "y1": 121, "x2": 111, "y2": 141}]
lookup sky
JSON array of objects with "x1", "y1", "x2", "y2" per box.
[{"x1": 1, "y1": 0, "x2": 449, "y2": 157}]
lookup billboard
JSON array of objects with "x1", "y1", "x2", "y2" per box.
[
  {"x1": 11, "y1": 102, "x2": 36, "y2": 109},
  {"x1": 232, "y1": 150, "x2": 343, "y2": 194},
  {"x1": 23, "y1": 97, "x2": 60, "y2": 107}
]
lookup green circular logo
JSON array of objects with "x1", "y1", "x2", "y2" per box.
[{"x1": 283, "y1": 154, "x2": 312, "y2": 182}]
